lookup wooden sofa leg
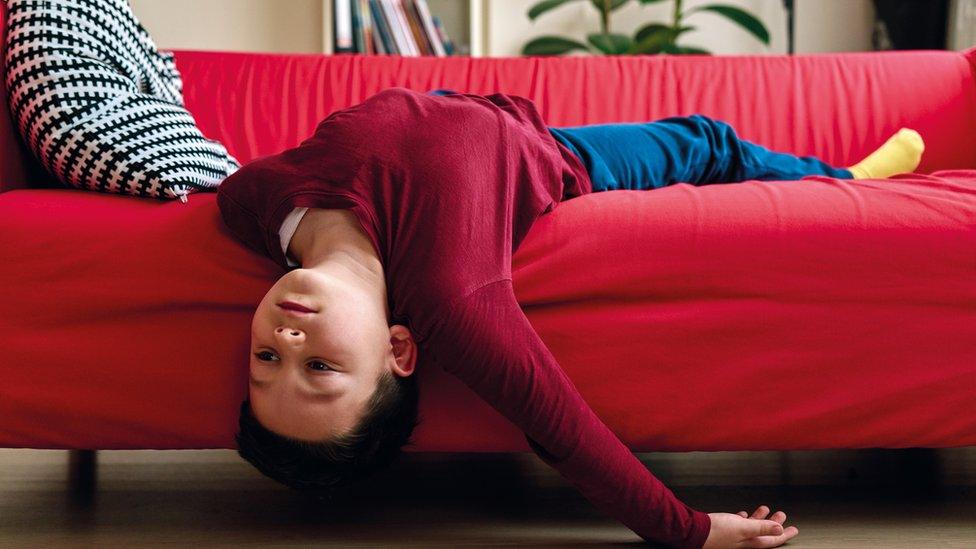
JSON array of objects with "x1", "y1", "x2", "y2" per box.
[{"x1": 68, "y1": 449, "x2": 97, "y2": 499}]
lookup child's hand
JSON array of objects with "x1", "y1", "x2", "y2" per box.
[{"x1": 703, "y1": 505, "x2": 799, "y2": 548}]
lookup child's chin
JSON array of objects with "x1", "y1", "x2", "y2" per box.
[{"x1": 275, "y1": 267, "x2": 316, "y2": 291}]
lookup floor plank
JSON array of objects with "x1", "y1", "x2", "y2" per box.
[{"x1": 1, "y1": 448, "x2": 974, "y2": 547}]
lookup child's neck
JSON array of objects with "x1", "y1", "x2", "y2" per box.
[
  {"x1": 291, "y1": 208, "x2": 387, "y2": 310},
  {"x1": 291, "y1": 208, "x2": 376, "y2": 264}
]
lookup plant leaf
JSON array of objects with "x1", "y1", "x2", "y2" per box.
[
  {"x1": 633, "y1": 23, "x2": 671, "y2": 44},
  {"x1": 637, "y1": 0, "x2": 668, "y2": 4},
  {"x1": 635, "y1": 23, "x2": 695, "y2": 43},
  {"x1": 522, "y1": 35, "x2": 592, "y2": 55},
  {"x1": 629, "y1": 26, "x2": 672, "y2": 54},
  {"x1": 664, "y1": 44, "x2": 711, "y2": 55},
  {"x1": 527, "y1": 0, "x2": 585, "y2": 21},
  {"x1": 630, "y1": 25, "x2": 694, "y2": 54},
  {"x1": 588, "y1": 0, "x2": 630, "y2": 12},
  {"x1": 674, "y1": 25, "x2": 695, "y2": 40},
  {"x1": 687, "y1": 4, "x2": 770, "y2": 44},
  {"x1": 587, "y1": 32, "x2": 633, "y2": 54}
]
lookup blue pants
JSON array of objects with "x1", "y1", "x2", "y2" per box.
[{"x1": 427, "y1": 89, "x2": 852, "y2": 191}]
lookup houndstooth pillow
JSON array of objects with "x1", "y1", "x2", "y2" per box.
[{"x1": 4, "y1": 0, "x2": 239, "y2": 201}]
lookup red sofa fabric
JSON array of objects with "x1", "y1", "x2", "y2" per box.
[{"x1": 1, "y1": 14, "x2": 975, "y2": 450}]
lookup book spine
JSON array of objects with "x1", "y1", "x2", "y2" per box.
[
  {"x1": 403, "y1": 0, "x2": 433, "y2": 56},
  {"x1": 413, "y1": 0, "x2": 446, "y2": 56},
  {"x1": 334, "y1": 0, "x2": 355, "y2": 53},
  {"x1": 368, "y1": 0, "x2": 394, "y2": 54},
  {"x1": 380, "y1": 0, "x2": 410, "y2": 55},
  {"x1": 390, "y1": 0, "x2": 420, "y2": 55},
  {"x1": 350, "y1": 0, "x2": 365, "y2": 53},
  {"x1": 431, "y1": 15, "x2": 455, "y2": 55},
  {"x1": 359, "y1": 0, "x2": 374, "y2": 55}
]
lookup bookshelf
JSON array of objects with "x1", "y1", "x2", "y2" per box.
[{"x1": 322, "y1": 0, "x2": 488, "y2": 56}]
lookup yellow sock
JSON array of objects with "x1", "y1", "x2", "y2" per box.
[{"x1": 848, "y1": 128, "x2": 925, "y2": 179}]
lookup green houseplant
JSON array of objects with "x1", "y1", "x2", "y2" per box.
[{"x1": 522, "y1": 0, "x2": 770, "y2": 55}]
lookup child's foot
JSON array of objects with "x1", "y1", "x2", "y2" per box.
[{"x1": 847, "y1": 128, "x2": 924, "y2": 179}]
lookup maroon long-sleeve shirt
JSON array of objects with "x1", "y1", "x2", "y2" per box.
[{"x1": 216, "y1": 87, "x2": 711, "y2": 548}]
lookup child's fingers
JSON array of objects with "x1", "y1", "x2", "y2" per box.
[
  {"x1": 748, "y1": 505, "x2": 786, "y2": 522},
  {"x1": 742, "y1": 519, "x2": 783, "y2": 538},
  {"x1": 738, "y1": 511, "x2": 749, "y2": 518},
  {"x1": 744, "y1": 525, "x2": 800, "y2": 548}
]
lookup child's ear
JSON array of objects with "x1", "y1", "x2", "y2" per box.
[{"x1": 388, "y1": 324, "x2": 417, "y2": 377}]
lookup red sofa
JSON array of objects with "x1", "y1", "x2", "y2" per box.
[{"x1": 2, "y1": 2, "x2": 975, "y2": 452}]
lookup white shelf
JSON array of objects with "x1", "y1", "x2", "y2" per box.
[{"x1": 321, "y1": 0, "x2": 487, "y2": 56}]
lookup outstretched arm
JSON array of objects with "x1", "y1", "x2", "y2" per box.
[{"x1": 427, "y1": 279, "x2": 711, "y2": 548}]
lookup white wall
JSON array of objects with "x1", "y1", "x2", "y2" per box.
[
  {"x1": 949, "y1": 0, "x2": 976, "y2": 50},
  {"x1": 130, "y1": 0, "x2": 323, "y2": 53},
  {"x1": 490, "y1": 0, "x2": 875, "y2": 57},
  {"x1": 793, "y1": 0, "x2": 875, "y2": 53}
]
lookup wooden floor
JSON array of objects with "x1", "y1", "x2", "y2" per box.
[{"x1": 1, "y1": 448, "x2": 974, "y2": 547}]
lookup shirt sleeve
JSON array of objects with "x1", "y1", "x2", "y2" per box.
[{"x1": 427, "y1": 279, "x2": 711, "y2": 548}]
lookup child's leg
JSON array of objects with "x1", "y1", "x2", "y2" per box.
[{"x1": 548, "y1": 115, "x2": 853, "y2": 192}]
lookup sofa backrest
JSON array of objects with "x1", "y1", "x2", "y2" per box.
[
  {"x1": 0, "y1": 0, "x2": 33, "y2": 192},
  {"x1": 171, "y1": 49, "x2": 976, "y2": 175}
]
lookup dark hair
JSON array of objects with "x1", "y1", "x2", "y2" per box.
[{"x1": 235, "y1": 369, "x2": 421, "y2": 497}]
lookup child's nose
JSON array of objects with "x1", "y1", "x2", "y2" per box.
[{"x1": 275, "y1": 326, "x2": 304, "y2": 339}]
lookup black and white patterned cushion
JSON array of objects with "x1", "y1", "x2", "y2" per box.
[{"x1": 4, "y1": 0, "x2": 239, "y2": 201}]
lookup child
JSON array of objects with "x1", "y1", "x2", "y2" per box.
[{"x1": 217, "y1": 87, "x2": 923, "y2": 549}]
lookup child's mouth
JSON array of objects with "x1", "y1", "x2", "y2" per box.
[{"x1": 278, "y1": 301, "x2": 316, "y2": 313}]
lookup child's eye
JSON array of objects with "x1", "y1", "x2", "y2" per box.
[
  {"x1": 254, "y1": 352, "x2": 332, "y2": 371},
  {"x1": 255, "y1": 351, "x2": 277, "y2": 361},
  {"x1": 308, "y1": 361, "x2": 333, "y2": 372}
]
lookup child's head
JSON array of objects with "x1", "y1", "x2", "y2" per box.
[{"x1": 235, "y1": 267, "x2": 421, "y2": 493}]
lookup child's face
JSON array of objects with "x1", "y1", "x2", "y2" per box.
[{"x1": 247, "y1": 268, "x2": 392, "y2": 442}]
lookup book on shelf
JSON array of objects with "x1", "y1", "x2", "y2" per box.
[
  {"x1": 382, "y1": 0, "x2": 416, "y2": 55},
  {"x1": 412, "y1": 0, "x2": 446, "y2": 56},
  {"x1": 368, "y1": 0, "x2": 392, "y2": 53},
  {"x1": 334, "y1": 0, "x2": 354, "y2": 53},
  {"x1": 333, "y1": 0, "x2": 455, "y2": 56},
  {"x1": 431, "y1": 15, "x2": 455, "y2": 55},
  {"x1": 351, "y1": 0, "x2": 373, "y2": 55}
]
